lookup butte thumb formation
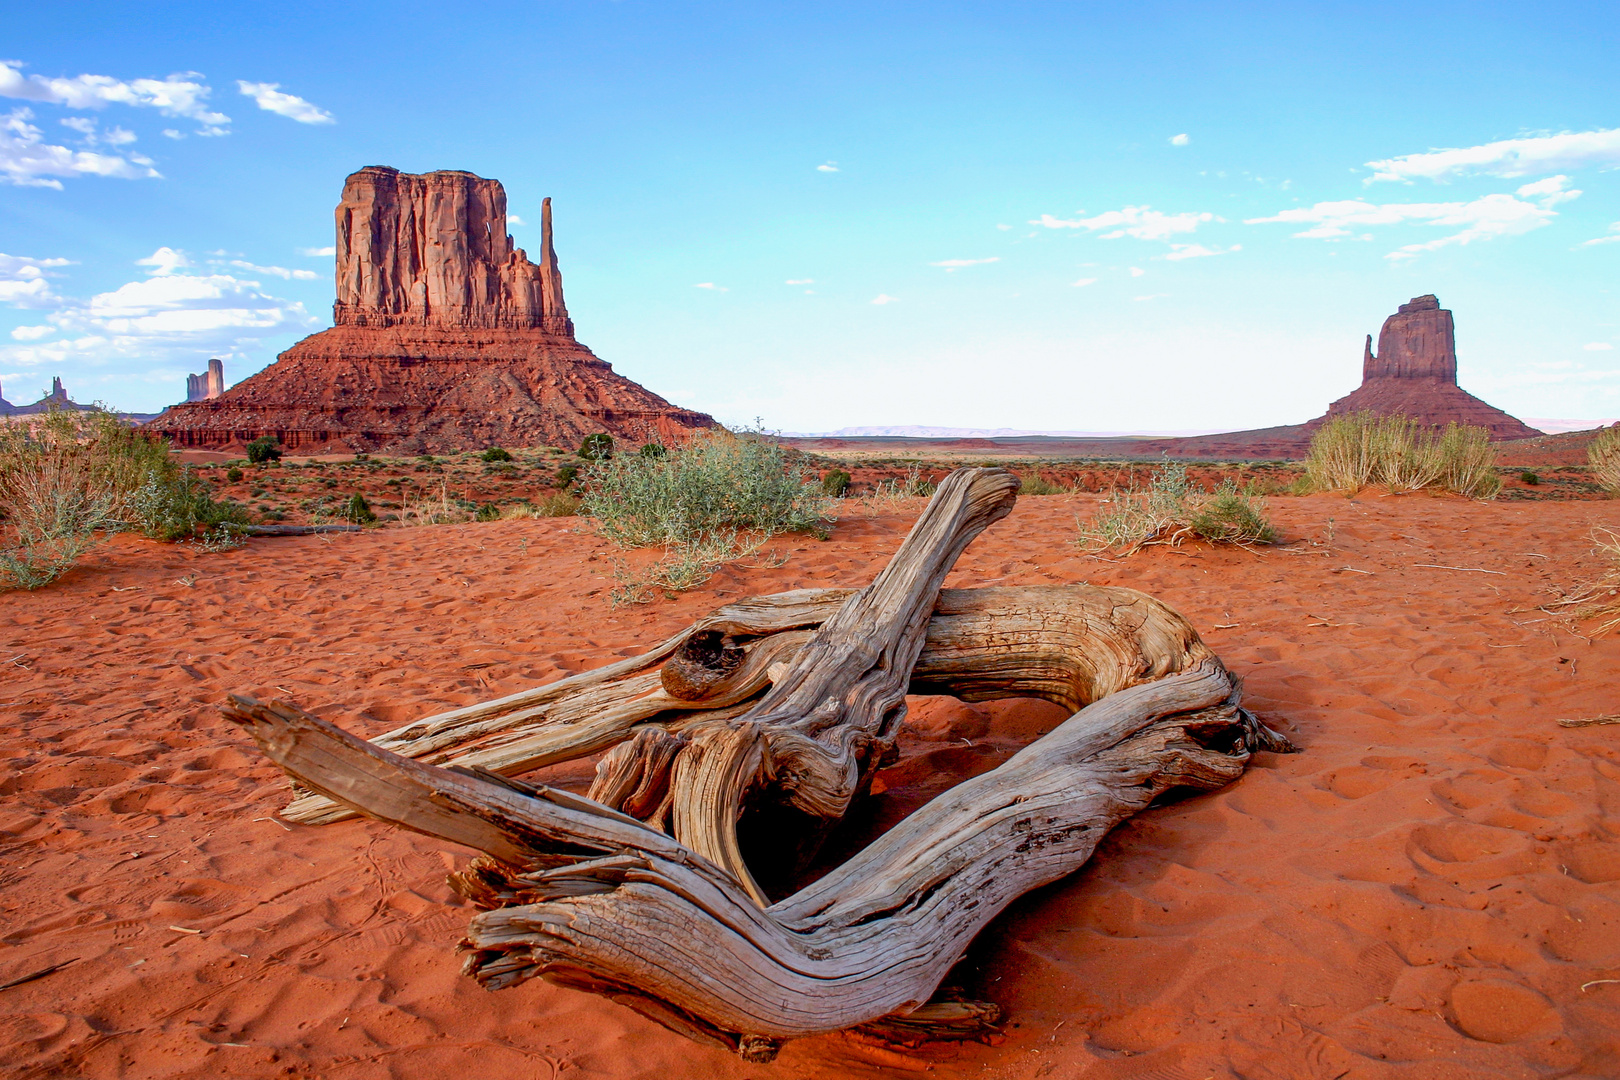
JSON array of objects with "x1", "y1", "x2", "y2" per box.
[{"x1": 148, "y1": 167, "x2": 715, "y2": 453}]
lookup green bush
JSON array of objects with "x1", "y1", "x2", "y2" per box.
[
  {"x1": 481, "y1": 447, "x2": 514, "y2": 462},
  {"x1": 342, "y1": 493, "x2": 377, "y2": 524},
  {"x1": 1590, "y1": 425, "x2": 1620, "y2": 493},
  {"x1": 821, "y1": 469, "x2": 851, "y2": 497},
  {"x1": 638, "y1": 442, "x2": 668, "y2": 459},
  {"x1": 578, "y1": 433, "x2": 614, "y2": 461},
  {"x1": 245, "y1": 436, "x2": 282, "y2": 464},
  {"x1": 553, "y1": 464, "x2": 580, "y2": 488},
  {"x1": 476, "y1": 502, "x2": 501, "y2": 521},
  {"x1": 1078, "y1": 460, "x2": 1274, "y2": 554},
  {"x1": 1519, "y1": 470, "x2": 1540, "y2": 485},
  {"x1": 226, "y1": 467, "x2": 244, "y2": 483},
  {"x1": 129, "y1": 468, "x2": 249, "y2": 541},
  {"x1": 1017, "y1": 472, "x2": 1067, "y2": 496}
]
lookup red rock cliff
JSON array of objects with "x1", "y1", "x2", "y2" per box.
[{"x1": 146, "y1": 168, "x2": 714, "y2": 453}]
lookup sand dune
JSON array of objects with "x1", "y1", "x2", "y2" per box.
[{"x1": 2, "y1": 494, "x2": 1617, "y2": 1078}]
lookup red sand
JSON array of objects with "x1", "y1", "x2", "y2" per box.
[{"x1": 2, "y1": 494, "x2": 1618, "y2": 1079}]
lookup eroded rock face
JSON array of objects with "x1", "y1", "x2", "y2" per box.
[
  {"x1": 1325, "y1": 294, "x2": 1539, "y2": 440},
  {"x1": 146, "y1": 167, "x2": 713, "y2": 453},
  {"x1": 333, "y1": 167, "x2": 570, "y2": 335},
  {"x1": 185, "y1": 358, "x2": 224, "y2": 402}
]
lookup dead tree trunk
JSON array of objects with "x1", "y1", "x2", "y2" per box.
[{"x1": 225, "y1": 467, "x2": 1292, "y2": 1060}]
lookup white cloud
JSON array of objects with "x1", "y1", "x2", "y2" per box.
[
  {"x1": 1170, "y1": 133, "x2": 1189, "y2": 147},
  {"x1": 929, "y1": 257, "x2": 1000, "y2": 271},
  {"x1": 1586, "y1": 343, "x2": 1615, "y2": 351},
  {"x1": 0, "y1": 60, "x2": 230, "y2": 133},
  {"x1": 506, "y1": 213, "x2": 525, "y2": 226},
  {"x1": 1071, "y1": 277, "x2": 1097, "y2": 287},
  {"x1": 785, "y1": 278, "x2": 813, "y2": 285},
  {"x1": 1161, "y1": 242, "x2": 1242, "y2": 261},
  {"x1": 298, "y1": 245, "x2": 336, "y2": 257},
  {"x1": 1, "y1": 107, "x2": 160, "y2": 188},
  {"x1": 817, "y1": 161, "x2": 839, "y2": 172},
  {"x1": 236, "y1": 81, "x2": 334, "y2": 125},
  {"x1": 226, "y1": 259, "x2": 318, "y2": 280},
  {"x1": 137, "y1": 247, "x2": 192, "y2": 275},
  {"x1": 870, "y1": 294, "x2": 899, "y2": 305},
  {"x1": 1583, "y1": 222, "x2": 1620, "y2": 246},
  {"x1": 10, "y1": 324, "x2": 54, "y2": 340},
  {"x1": 995, "y1": 223, "x2": 1013, "y2": 231},
  {"x1": 1246, "y1": 180, "x2": 1578, "y2": 259},
  {"x1": 0, "y1": 252, "x2": 73, "y2": 308},
  {"x1": 1365, "y1": 127, "x2": 1620, "y2": 183},
  {"x1": 1129, "y1": 267, "x2": 1145, "y2": 277},
  {"x1": 1031, "y1": 206, "x2": 1217, "y2": 241},
  {"x1": 692, "y1": 282, "x2": 728, "y2": 292}
]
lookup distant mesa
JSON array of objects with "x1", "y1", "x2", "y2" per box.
[
  {"x1": 0, "y1": 376, "x2": 99, "y2": 417},
  {"x1": 186, "y1": 358, "x2": 225, "y2": 402},
  {"x1": 147, "y1": 166, "x2": 715, "y2": 453},
  {"x1": 1318, "y1": 294, "x2": 1540, "y2": 440}
]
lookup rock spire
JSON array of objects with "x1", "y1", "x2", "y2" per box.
[{"x1": 185, "y1": 358, "x2": 225, "y2": 402}]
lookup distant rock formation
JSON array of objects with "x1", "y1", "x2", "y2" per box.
[
  {"x1": 185, "y1": 358, "x2": 225, "y2": 402},
  {"x1": 3, "y1": 376, "x2": 98, "y2": 417},
  {"x1": 1320, "y1": 294, "x2": 1539, "y2": 440},
  {"x1": 146, "y1": 167, "x2": 715, "y2": 453}
]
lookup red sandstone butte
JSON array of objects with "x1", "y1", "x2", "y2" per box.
[
  {"x1": 148, "y1": 167, "x2": 715, "y2": 453},
  {"x1": 1318, "y1": 294, "x2": 1540, "y2": 440}
]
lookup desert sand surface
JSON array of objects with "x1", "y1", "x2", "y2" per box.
[{"x1": 2, "y1": 493, "x2": 1618, "y2": 1079}]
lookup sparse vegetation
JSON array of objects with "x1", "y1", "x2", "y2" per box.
[
  {"x1": 343, "y1": 493, "x2": 377, "y2": 524},
  {"x1": 1078, "y1": 460, "x2": 1274, "y2": 554},
  {"x1": 1016, "y1": 472, "x2": 1068, "y2": 496},
  {"x1": 578, "y1": 433, "x2": 614, "y2": 461},
  {"x1": 638, "y1": 442, "x2": 668, "y2": 459},
  {"x1": 1303, "y1": 412, "x2": 1500, "y2": 498},
  {"x1": 582, "y1": 428, "x2": 831, "y2": 602},
  {"x1": 553, "y1": 464, "x2": 581, "y2": 489},
  {"x1": 821, "y1": 469, "x2": 851, "y2": 497},
  {"x1": 480, "y1": 447, "x2": 514, "y2": 462},
  {"x1": 1591, "y1": 425, "x2": 1620, "y2": 493},
  {"x1": 245, "y1": 436, "x2": 283, "y2": 464},
  {"x1": 1520, "y1": 470, "x2": 1540, "y2": 485},
  {"x1": 1546, "y1": 527, "x2": 1620, "y2": 637},
  {"x1": 226, "y1": 467, "x2": 244, "y2": 483}
]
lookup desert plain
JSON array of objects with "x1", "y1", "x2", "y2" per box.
[{"x1": 1, "y1": 484, "x2": 1616, "y2": 1080}]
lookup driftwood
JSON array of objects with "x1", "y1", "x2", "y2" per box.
[{"x1": 224, "y1": 467, "x2": 1292, "y2": 1060}]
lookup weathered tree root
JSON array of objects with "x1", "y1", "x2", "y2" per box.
[{"x1": 225, "y1": 467, "x2": 1295, "y2": 1058}]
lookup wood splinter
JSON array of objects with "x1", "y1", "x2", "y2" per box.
[{"x1": 224, "y1": 467, "x2": 1294, "y2": 1059}]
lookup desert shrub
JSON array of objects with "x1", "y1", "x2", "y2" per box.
[
  {"x1": 821, "y1": 469, "x2": 851, "y2": 497},
  {"x1": 342, "y1": 493, "x2": 377, "y2": 524},
  {"x1": 1078, "y1": 460, "x2": 1274, "y2": 554},
  {"x1": 481, "y1": 447, "x2": 514, "y2": 463},
  {"x1": 129, "y1": 469, "x2": 249, "y2": 541},
  {"x1": 582, "y1": 428, "x2": 830, "y2": 548},
  {"x1": 226, "y1": 467, "x2": 244, "y2": 483},
  {"x1": 475, "y1": 502, "x2": 501, "y2": 522},
  {"x1": 1547, "y1": 527, "x2": 1620, "y2": 637},
  {"x1": 1590, "y1": 425, "x2": 1620, "y2": 493},
  {"x1": 865, "y1": 465, "x2": 936, "y2": 510},
  {"x1": 1305, "y1": 412, "x2": 1498, "y2": 498},
  {"x1": 583, "y1": 429, "x2": 830, "y2": 601},
  {"x1": 1519, "y1": 470, "x2": 1540, "y2": 485},
  {"x1": 553, "y1": 464, "x2": 581, "y2": 489},
  {"x1": 578, "y1": 433, "x2": 614, "y2": 461},
  {"x1": 638, "y1": 442, "x2": 668, "y2": 459},
  {"x1": 500, "y1": 492, "x2": 580, "y2": 519},
  {"x1": 245, "y1": 436, "x2": 282, "y2": 464},
  {"x1": 1189, "y1": 480, "x2": 1276, "y2": 543},
  {"x1": 1017, "y1": 472, "x2": 1067, "y2": 496}
]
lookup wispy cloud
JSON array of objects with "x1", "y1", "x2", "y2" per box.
[
  {"x1": 236, "y1": 81, "x2": 334, "y2": 125},
  {"x1": 1582, "y1": 222, "x2": 1620, "y2": 247},
  {"x1": 1071, "y1": 277, "x2": 1097, "y2": 287},
  {"x1": 1246, "y1": 178, "x2": 1579, "y2": 259},
  {"x1": 297, "y1": 246, "x2": 336, "y2": 257},
  {"x1": 1586, "y1": 343, "x2": 1615, "y2": 351},
  {"x1": 785, "y1": 278, "x2": 813, "y2": 285},
  {"x1": 11, "y1": 324, "x2": 54, "y2": 340},
  {"x1": 1162, "y1": 242, "x2": 1240, "y2": 261},
  {"x1": 1169, "y1": 133, "x2": 1189, "y2": 147},
  {"x1": 693, "y1": 282, "x2": 728, "y2": 292},
  {"x1": 225, "y1": 259, "x2": 318, "y2": 280},
  {"x1": 1129, "y1": 267, "x2": 1145, "y2": 277},
  {"x1": 929, "y1": 257, "x2": 1000, "y2": 272},
  {"x1": 1365, "y1": 127, "x2": 1620, "y2": 183},
  {"x1": 1, "y1": 107, "x2": 160, "y2": 188},
  {"x1": 817, "y1": 161, "x2": 839, "y2": 172},
  {"x1": 0, "y1": 60, "x2": 229, "y2": 134},
  {"x1": 1031, "y1": 206, "x2": 1217, "y2": 241},
  {"x1": 870, "y1": 294, "x2": 899, "y2": 305},
  {"x1": 136, "y1": 247, "x2": 192, "y2": 275}
]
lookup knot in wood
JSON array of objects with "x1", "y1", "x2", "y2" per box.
[{"x1": 660, "y1": 630, "x2": 746, "y2": 701}]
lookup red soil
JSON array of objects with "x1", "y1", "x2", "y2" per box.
[{"x1": 2, "y1": 494, "x2": 1617, "y2": 1078}]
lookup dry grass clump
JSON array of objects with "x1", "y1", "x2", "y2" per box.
[
  {"x1": 1590, "y1": 425, "x2": 1620, "y2": 493},
  {"x1": 0, "y1": 409, "x2": 245, "y2": 589},
  {"x1": 581, "y1": 428, "x2": 830, "y2": 603},
  {"x1": 1304, "y1": 412, "x2": 1500, "y2": 498},
  {"x1": 499, "y1": 492, "x2": 581, "y2": 519},
  {"x1": 1078, "y1": 461, "x2": 1274, "y2": 555},
  {"x1": 1016, "y1": 472, "x2": 1069, "y2": 496},
  {"x1": 1547, "y1": 527, "x2": 1620, "y2": 637}
]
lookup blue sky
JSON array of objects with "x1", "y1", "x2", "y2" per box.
[{"x1": 3, "y1": 1, "x2": 1617, "y2": 431}]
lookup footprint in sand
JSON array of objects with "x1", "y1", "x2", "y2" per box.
[{"x1": 1449, "y1": 978, "x2": 1559, "y2": 1043}]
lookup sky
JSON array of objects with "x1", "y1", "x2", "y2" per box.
[{"x1": 2, "y1": 0, "x2": 1617, "y2": 432}]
